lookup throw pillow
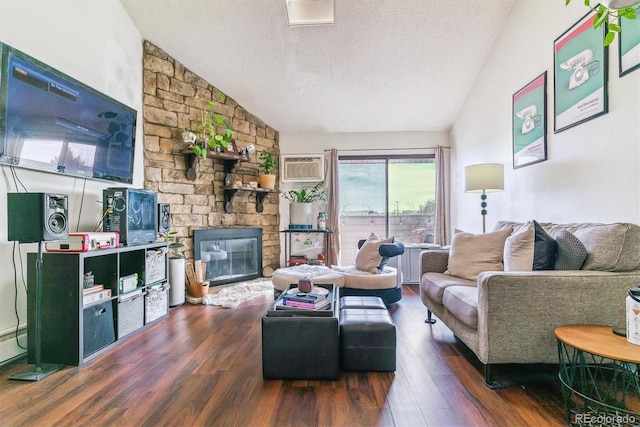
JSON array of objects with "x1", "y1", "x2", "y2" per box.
[
  {"x1": 503, "y1": 221, "x2": 535, "y2": 271},
  {"x1": 555, "y1": 230, "x2": 588, "y2": 270},
  {"x1": 445, "y1": 228, "x2": 512, "y2": 281},
  {"x1": 533, "y1": 220, "x2": 557, "y2": 270},
  {"x1": 355, "y1": 233, "x2": 393, "y2": 274}
]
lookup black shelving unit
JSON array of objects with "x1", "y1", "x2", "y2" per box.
[{"x1": 26, "y1": 242, "x2": 168, "y2": 366}]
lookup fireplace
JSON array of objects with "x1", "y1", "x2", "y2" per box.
[{"x1": 193, "y1": 228, "x2": 262, "y2": 287}]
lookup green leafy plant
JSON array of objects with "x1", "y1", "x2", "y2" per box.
[
  {"x1": 259, "y1": 149, "x2": 278, "y2": 175},
  {"x1": 184, "y1": 93, "x2": 233, "y2": 159},
  {"x1": 159, "y1": 230, "x2": 185, "y2": 259},
  {"x1": 566, "y1": 0, "x2": 639, "y2": 46},
  {"x1": 282, "y1": 181, "x2": 327, "y2": 203}
]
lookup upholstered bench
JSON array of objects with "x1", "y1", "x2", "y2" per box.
[{"x1": 338, "y1": 297, "x2": 396, "y2": 372}]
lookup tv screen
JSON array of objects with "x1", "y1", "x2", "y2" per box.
[{"x1": 0, "y1": 42, "x2": 137, "y2": 183}]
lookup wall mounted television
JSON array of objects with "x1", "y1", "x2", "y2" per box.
[{"x1": 0, "y1": 42, "x2": 137, "y2": 183}]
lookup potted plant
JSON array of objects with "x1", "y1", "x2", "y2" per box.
[
  {"x1": 258, "y1": 149, "x2": 278, "y2": 189},
  {"x1": 159, "y1": 230, "x2": 186, "y2": 306},
  {"x1": 566, "y1": 0, "x2": 639, "y2": 45},
  {"x1": 183, "y1": 93, "x2": 233, "y2": 159},
  {"x1": 282, "y1": 181, "x2": 327, "y2": 228}
]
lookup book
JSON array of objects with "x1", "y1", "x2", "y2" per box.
[
  {"x1": 283, "y1": 293, "x2": 327, "y2": 304},
  {"x1": 83, "y1": 284, "x2": 105, "y2": 295},
  {"x1": 275, "y1": 298, "x2": 331, "y2": 311},
  {"x1": 83, "y1": 289, "x2": 112, "y2": 305}
]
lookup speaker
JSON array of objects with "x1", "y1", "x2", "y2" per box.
[
  {"x1": 8, "y1": 193, "x2": 69, "y2": 243},
  {"x1": 158, "y1": 203, "x2": 170, "y2": 233}
]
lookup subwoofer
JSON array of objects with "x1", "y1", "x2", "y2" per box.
[
  {"x1": 7, "y1": 193, "x2": 69, "y2": 243},
  {"x1": 158, "y1": 203, "x2": 170, "y2": 233}
]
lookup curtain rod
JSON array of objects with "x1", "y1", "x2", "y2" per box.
[{"x1": 324, "y1": 146, "x2": 450, "y2": 152}]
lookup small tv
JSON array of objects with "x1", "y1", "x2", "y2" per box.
[{"x1": 0, "y1": 42, "x2": 137, "y2": 183}]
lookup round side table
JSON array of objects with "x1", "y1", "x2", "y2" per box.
[{"x1": 555, "y1": 324, "x2": 640, "y2": 426}]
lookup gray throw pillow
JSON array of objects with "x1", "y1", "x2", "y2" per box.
[{"x1": 555, "y1": 230, "x2": 588, "y2": 270}]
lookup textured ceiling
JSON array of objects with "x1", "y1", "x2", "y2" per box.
[{"x1": 119, "y1": 0, "x2": 517, "y2": 133}]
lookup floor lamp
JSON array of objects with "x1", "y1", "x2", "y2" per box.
[{"x1": 464, "y1": 163, "x2": 504, "y2": 233}]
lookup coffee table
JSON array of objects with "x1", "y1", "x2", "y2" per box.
[{"x1": 261, "y1": 283, "x2": 339, "y2": 380}]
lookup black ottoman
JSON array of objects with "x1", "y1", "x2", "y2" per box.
[
  {"x1": 339, "y1": 296, "x2": 386, "y2": 310},
  {"x1": 339, "y1": 308, "x2": 396, "y2": 372}
]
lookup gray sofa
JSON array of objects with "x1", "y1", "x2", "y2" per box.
[{"x1": 419, "y1": 221, "x2": 640, "y2": 387}]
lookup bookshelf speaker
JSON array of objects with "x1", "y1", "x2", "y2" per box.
[
  {"x1": 158, "y1": 203, "x2": 170, "y2": 233},
  {"x1": 7, "y1": 193, "x2": 69, "y2": 243}
]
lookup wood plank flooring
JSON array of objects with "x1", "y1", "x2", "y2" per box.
[{"x1": 0, "y1": 285, "x2": 567, "y2": 426}]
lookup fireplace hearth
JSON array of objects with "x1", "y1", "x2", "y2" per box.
[{"x1": 193, "y1": 228, "x2": 262, "y2": 287}]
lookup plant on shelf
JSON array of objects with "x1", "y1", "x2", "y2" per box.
[
  {"x1": 282, "y1": 181, "x2": 327, "y2": 203},
  {"x1": 566, "y1": 0, "x2": 639, "y2": 45},
  {"x1": 258, "y1": 149, "x2": 278, "y2": 189},
  {"x1": 183, "y1": 93, "x2": 233, "y2": 159}
]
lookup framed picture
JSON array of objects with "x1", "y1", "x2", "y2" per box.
[
  {"x1": 619, "y1": 17, "x2": 640, "y2": 77},
  {"x1": 512, "y1": 72, "x2": 547, "y2": 169},
  {"x1": 553, "y1": 10, "x2": 608, "y2": 133},
  {"x1": 224, "y1": 140, "x2": 237, "y2": 155}
]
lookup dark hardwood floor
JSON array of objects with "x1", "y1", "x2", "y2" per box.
[{"x1": 0, "y1": 285, "x2": 567, "y2": 426}]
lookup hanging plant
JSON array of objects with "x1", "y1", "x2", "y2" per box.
[{"x1": 566, "y1": 0, "x2": 639, "y2": 45}]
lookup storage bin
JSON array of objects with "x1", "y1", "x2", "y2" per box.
[
  {"x1": 83, "y1": 301, "x2": 115, "y2": 356},
  {"x1": 117, "y1": 292, "x2": 144, "y2": 339},
  {"x1": 145, "y1": 283, "x2": 169, "y2": 324},
  {"x1": 145, "y1": 248, "x2": 167, "y2": 285}
]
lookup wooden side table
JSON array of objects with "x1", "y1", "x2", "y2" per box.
[{"x1": 555, "y1": 324, "x2": 640, "y2": 426}]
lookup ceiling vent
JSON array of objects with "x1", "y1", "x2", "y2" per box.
[{"x1": 282, "y1": 154, "x2": 324, "y2": 182}]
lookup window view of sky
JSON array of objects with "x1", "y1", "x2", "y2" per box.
[{"x1": 339, "y1": 160, "x2": 436, "y2": 214}]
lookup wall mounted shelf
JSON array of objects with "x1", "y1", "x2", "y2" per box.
[
  {"x1": 223, "y1": 186, "x2": 277, "y2": 213},
  {"x1": 180, "y1": 148, "x2": 249, "y2": 182}
]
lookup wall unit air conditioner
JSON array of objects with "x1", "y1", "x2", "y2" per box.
[{"x1": 282, "y1": 154, "x2": 324, "y2": 182}]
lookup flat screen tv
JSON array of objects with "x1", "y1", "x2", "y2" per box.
[{"x1": 0, "y1": 42, "x2": 137, "y2": 183}]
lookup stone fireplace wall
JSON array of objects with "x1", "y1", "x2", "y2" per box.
[{"x1": 141, "y1": 41, "x2": 280, "y2": 274}]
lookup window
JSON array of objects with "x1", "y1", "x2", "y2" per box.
[{"x1": 338, "y1": 155, "x2": 436, "y2": 265}]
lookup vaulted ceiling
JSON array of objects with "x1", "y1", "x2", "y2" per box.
[{"x1": 119, "y1": 0, "x2": 518, "y2": 133}]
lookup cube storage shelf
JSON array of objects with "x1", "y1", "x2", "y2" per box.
[{"x1": 27, "y1": 241, "x2": 169, "y2": 366}]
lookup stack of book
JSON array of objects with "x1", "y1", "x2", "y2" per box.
[
  {"x1": 288, "y1": 255, "x2": 308, "y2": 266},
  {"x1": 276, "y1": 287, "x2": 331, "y2": 310},
  {"x1": 83, "y1": 284, "x2": 111, "y2": 305}
]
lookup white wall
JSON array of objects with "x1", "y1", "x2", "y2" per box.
[
  {"x1": 451, "y1": 0, "x2": 640, "y2": 234},
  {"x1": 0, "y1": 0, "x2": 143, "y2": 363}
]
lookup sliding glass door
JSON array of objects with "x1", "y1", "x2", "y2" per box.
[{"x1": 338, "y1": 155, "x2": 435, "y2": 266}]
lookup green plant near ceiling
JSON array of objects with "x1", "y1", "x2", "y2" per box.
[
  {"x1": 184, "y1": 93, "x2": 233, "y2": 159},
  {"x1": 566, "y1": 0, "x2": 639, "y2": 45}
]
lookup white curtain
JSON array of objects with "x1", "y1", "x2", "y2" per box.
[
  {"x1": 324, "y1": 149, "x2": 340, "y2": 266},
  {"x1": 435, "y1": 146, "x2": 451, "y2": 246}
]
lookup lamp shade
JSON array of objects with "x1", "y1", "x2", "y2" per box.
[{"x1": 465, "y1": 163, "x2": 504, "y2": 193}]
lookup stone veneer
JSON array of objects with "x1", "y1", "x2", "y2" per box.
[{"x1": 141, "y1": 41, "x2": 280, "y2": 274}]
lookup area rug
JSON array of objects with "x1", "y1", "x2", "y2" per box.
[{"x1": 186, "y1": 278, "x2": 274, "y2": 308}]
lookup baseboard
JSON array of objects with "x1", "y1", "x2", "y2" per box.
[{"x1": 0, "y1": 329, "x2": 27, "y2": 365}]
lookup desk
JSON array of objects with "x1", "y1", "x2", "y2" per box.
[
  {"x1": 555, "y1": 324, "x2": 640, "y2": 426},
  {"x1": 280, "y1": 229, "x2": 333, "y2": 266}
]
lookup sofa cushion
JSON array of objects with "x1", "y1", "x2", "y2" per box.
[
  {"x1": 503, "y1": 221, "x2": 535, "y2": 271},
  {"x1": 532, "y1": 220, "x2": 557, "y2": 270},
  {"x1": 355, "y1": 233, "x2": 393, "y2": 274},
  {"x1": 445, "y1": 228, "x2": 512, "y2": 281},
  {"x1": 442, "y1": 286, "x2": 478, "y2": 329},
  {"x1": 421, "y1": 272, "x2": 476, "y2": 304},
  {"x1": 554, "y1": 230, "x2": 588, "y2": 270}
]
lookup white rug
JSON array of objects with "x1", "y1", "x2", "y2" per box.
[{"x1": 186, "y1": 278, "x2": 274, "y2": 308}]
